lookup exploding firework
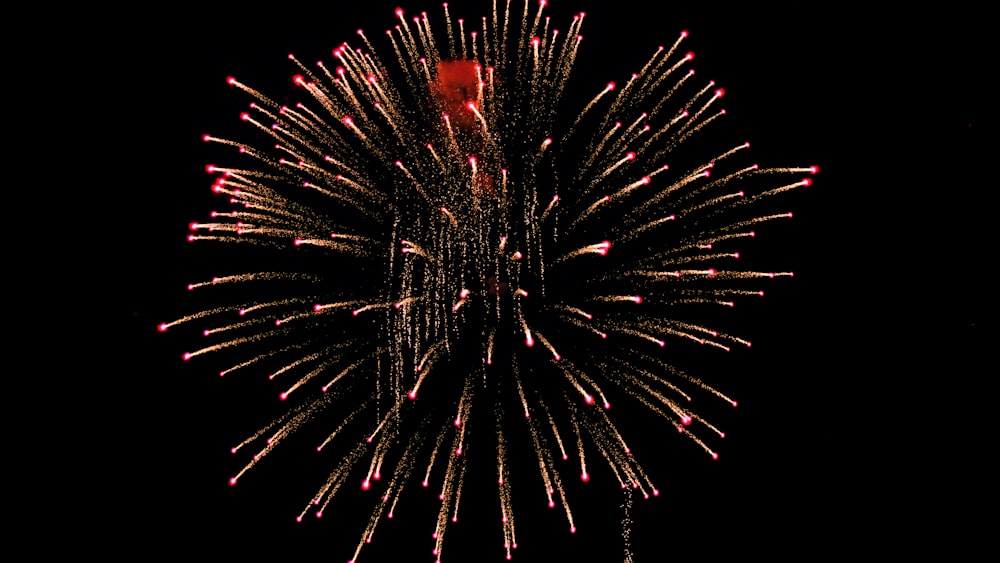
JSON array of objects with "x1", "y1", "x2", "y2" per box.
[{"x1": 163, "y1": 2, "x2": 815, "y2": 561}]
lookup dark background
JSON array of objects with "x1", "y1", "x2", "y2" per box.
[{"x1": 109, "y1": 1, "x2": 989, "y2": 560}]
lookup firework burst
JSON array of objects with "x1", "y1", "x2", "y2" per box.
[{"x1": 163, "y1": 2, "x2": 816, "y2": 561}]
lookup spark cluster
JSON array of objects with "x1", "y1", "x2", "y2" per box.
[{"x1": 162, "y1": 2, "x2": 815, "y2": 561}]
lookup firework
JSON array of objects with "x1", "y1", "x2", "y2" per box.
[{"x1": 163, "y1": 2, "x2": 816, "y2": 561}]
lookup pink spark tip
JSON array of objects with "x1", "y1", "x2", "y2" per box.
[
  {"x1": 604, "y1": 401, "x2": 611, "y2": 409},
  {"x1": 681, "y1": 415, "x2": 692, "y2": 426},
  {"x1": 731, "y1": 400, "x2": 738, "y2": 407},
  {"x1": 313, "y1": 304, "x2": 323, "y2": 312},
  {"x1": 606, "y1": 82, "x2": 615, "y2": 91},
  {"x1": 240, "y1": 112, "x2": 249, "y2": 121},
  {"x1": 229, "y1": 477, "x2": 237, "y2": 486},
  {"x1": 548, "y1": 500, "x2": 555, "y2": 508},
  {"x1": 708, "y1": 269, "x2": 716, "y2": 276},
  {"x1": 581, "y1": 472, "x2": 589, "y2": 482},
  {"x1": 226, "y1": 76, "x2": 237, "y2": 85},
  {"x1": 395, "y1": 7, "x2": 403, "y2": 16},
  {"x1": 711, "y1": 452, "x2": 719, "y2": 460},
  {"x1": 680, "y1": 30, "x2": 689, "y2": 38},
  {"x1": 230, "y1": 447, "x2": 237, "y2": 454},
  {"x1": 600, "y1": 333, "x2": 607, "y2": 339},
  {"x1": 280, "y1": 392, "x2": 288, "y2": 401},
  {"x1": 361, "y1": 480, "x2": 370, "y2": 490},
  {"x1": 531, "y1": 37, "x2": 540, "y2": 47},
  {"x1": 632, "y1": 295, "x2": 642, "y2": 304},
  {"x1": 186, "y1": 234, "x2": 195, "y2": 242},
  {"x1": 182, "y1": 352, "x2": 192, "y2": 361},
  {"x1": 343, "y1": 116, "x2": 353, "y2": 126},
  {"x1": 570, "y1": 526, "x2": 577, "y2": 534},
  {"x1": 584, "y1": 394, "x2": 594, "y2": 405},
  {"x1": 293, "y1": 238, "x2": 303, "y2": 246},
  {"x1": 296, "y1": 516, "x2": 302, "y2": 522},
  {"x1": 408, "y1": 390, "x2": 417, "y2": 400},
  {"x1": 626, "y1": 152, "x2": 635, "y2": 160},
  {"x1": 810, "y1": 165, "x2": 820, "y2": 174},
  {"x1": 455, "y1": 448, "x2": 463, "y2": 456},
  {"x1": 685, "y1": 51, "x2": 695, "y2": 60},
  {"x1": 157, "y1": 323, "x2": 168, "y2": 332},
  {"x1": 802, "y1": 178, "x2": 813, "y2": 186},
  {"x1": 275, "y1": 319, "x2": 282, "y2": 326},
  {"x1": 525, "y1": 337, "x2": 534, "y2": 347},
  {"x1": 454, "y1": 418, "x2": 462, "y2": 427},
  {"x1": 715, "y1": 88, "x2": 726, "y2": 98},
  {"x1": 202, "y1": 329, "x2": 210, "y2": 337},
  {"x1": 422, "y1": 480, "x2": 429, "y2": 487}
]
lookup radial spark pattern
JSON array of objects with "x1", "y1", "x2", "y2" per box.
[{"x1": 163, "y1": 2, "x2": 815, "y2": 561}]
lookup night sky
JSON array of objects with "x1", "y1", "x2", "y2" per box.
[{"x1": 111, "y1": 2, "x2": 989, "y2": 560}]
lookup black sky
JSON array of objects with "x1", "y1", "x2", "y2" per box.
[{"x1": 111, "y1": 2, "x2": 990, "y2": 561}]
